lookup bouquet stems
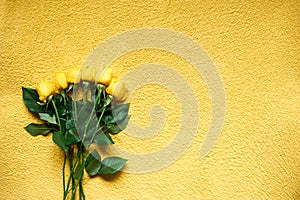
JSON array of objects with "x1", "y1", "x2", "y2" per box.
[{"x1": 23, "y1": 76, "x2": 129, "y2": 199}]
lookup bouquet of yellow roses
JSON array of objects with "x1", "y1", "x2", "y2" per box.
[{"x1": 22, "y1": 66, "x2": 130, "y2": 200}]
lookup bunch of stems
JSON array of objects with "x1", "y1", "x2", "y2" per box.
[{"x1": 51, "y1": 83, "x2": 105, "y2": 200}]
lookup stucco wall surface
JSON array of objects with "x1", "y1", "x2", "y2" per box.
[{"x1": 0, "y1": 0, "x2": 299, "y2": 199}]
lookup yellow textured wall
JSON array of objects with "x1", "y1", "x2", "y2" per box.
[{"x1": 0, "y1": 0, "x2": 299, "y2": 199}]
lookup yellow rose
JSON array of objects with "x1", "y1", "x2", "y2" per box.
[
  {"x1": 36, "y1": 80, "x2": 54, "y2": 101},
  {"x1": 95, "y1": 67, "x2": 113, "y2": 86},
  {"x1": 81, "y1": 65, "x2": 95, "y2": 82},
  {"x1": 54, "y1": 72, "x2": 68, "y2": 90},
  {"x1": 106, "y1": 78, "x2": 127, "y2": 101},
  {"x1": 66, "y1": 68, "x2": 80, "y2": 83}
]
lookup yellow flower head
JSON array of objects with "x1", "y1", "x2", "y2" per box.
[
  {"x1": 36, "y1": 80, "x2": 54, "y2": 101},
  {"x1": 54, "y1": 72, "x2": 68, "y2": 90},
  {"x1": 95, "y1": 67, "x2": 113, "y2": 86},
  {"x1": 106, "y1": 78, "x2": 127, "y2": 101},
  {"x1": 66, "y1": 68, "x2": 80, "y2": 83},
  {"x1": 81, "y1": 65, "x2": 96, "y2": 82}
]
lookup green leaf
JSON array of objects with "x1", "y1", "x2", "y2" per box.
[
  {"x1": 102, "y1": 113, "x2": 114, "y2": 124},
  {"x1": 112, "y1": 103, "x2": 129, "y2": 115},
  {"x1": 105, "y1": 103, "x2": 129, "y2": 123},
  {"x1": 38, "y1": 113, "x2": 57, "y2": 124},
  {"x1": 77, "y1": 101, "x2": 94, "y2": 128},
  {"x1": 98, "y1": 157, "x2": 127, "y2": 175},
  {"x1": 82, "y1": 127, "x2": 96, "y2": 147},
  {"x1": 94, "y1": 133, "x2": 114, "y2": 146},
  {"x1": 117, "y1": 115, "x2": 130, "y2": 130},
  {"x1": 85, "y1": 150, "x2": 101, "y2": 165},
  {"x1": 22, "y1": 87, "x2": 45, "y2": 113},
  {"x1": 73, "y1": 164, "x2": 84, "y2": 180},
  {"x1": 89, "y1": 117, "x2": 98, "y2": 129},
  {"x1": 86, "y1": 159, "x2": 101, "y2": 177},
  {"x1": 65, "y1": 130, "x2": 80, "y2": 145},
  {"x1": 52, "y1": 131, "x2": 68, "y2": 151},
  {"x1": 107, "y1": 115, "x2": 130, "y2": 134},
  {"x1": 24, "y1": 123, "x2": 52, "y2": 136},
  {"x1": 111, "y1": 111, "x2": 128, "y2": 123},
  {"x1": 85, "y1": 150, "x2": 101, "y2": 177},
  {"x1": 66, "y1": 119, "x2": 75, "y2": 130},
  {"x1": 65, "y1": 119, "x2": 80, "y2": 145},
  {"x1": 77, "y1": 101, "x2": 98, "y2": 142},
  {"x1": 106, "y1": 124, "x2": 121, "y2": 134}
]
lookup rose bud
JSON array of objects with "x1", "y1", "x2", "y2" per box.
[
  {"x1": 54, "y1": 72, "x2": 68, "y2": 90},
  {"x1": 106, "y1": 78, "x2": 127, "y2": 101},
  {"x1": 81, "y1": 65, "x2": 95, "y2": 82},
  {"x1": 36, "y1": 80, "x2": 54, "y2": 101},
  {"x1": 95, "y1": 67, "x2": 113, "y2": 86},
  {"x1": 66, "y1": 68, "x2": 80, "y2": 83}
]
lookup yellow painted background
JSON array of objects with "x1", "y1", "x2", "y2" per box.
[{"x1": 0, "y1": 0, "x2": 299, "y2": 199}]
